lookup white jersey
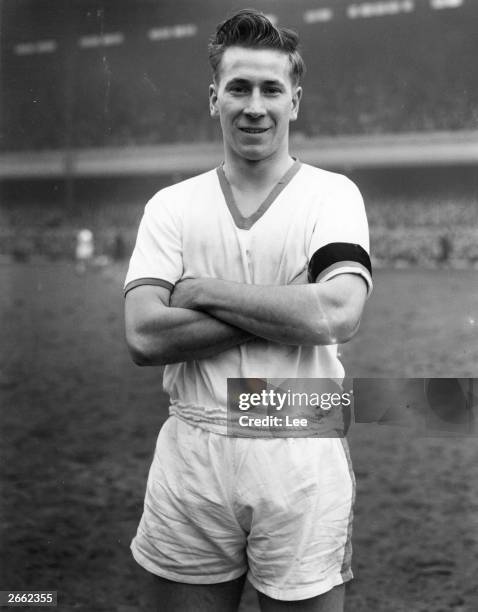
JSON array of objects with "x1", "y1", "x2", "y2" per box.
[{"x1": 125, "y1": 161, "x2": 372, "y2": 434}]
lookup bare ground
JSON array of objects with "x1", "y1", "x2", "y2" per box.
[{"x1": 1, "y1": 263, "x2": 477, "y2": 611}]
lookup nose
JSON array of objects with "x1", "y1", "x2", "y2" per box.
[{"x1": 243, "y1": 89, "x2": 266, "y2": 118}]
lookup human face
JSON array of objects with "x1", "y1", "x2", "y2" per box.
[{"x1": 209, "y1": 47, "x2": 302, "y2": 163}]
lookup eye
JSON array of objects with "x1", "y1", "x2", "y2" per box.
[
  {"x1": 228, "y1": 85, "x2": 248, "y2": 95},
  {"x1": 263, "y1": 87, "x2": 282, "y2": 96}
]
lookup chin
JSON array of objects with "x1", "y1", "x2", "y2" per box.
[
  {"x1": 236, "y1": 146, "x2": 272, "y2": 162},
  {"x1": 244, "y1": 152, "x2": 268, "y2": 162}
]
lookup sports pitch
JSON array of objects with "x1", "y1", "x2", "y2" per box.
[{"x1": 1, "y1": 263, "x2": 477, "y2": 611}]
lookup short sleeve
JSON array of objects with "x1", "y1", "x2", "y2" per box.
[
  {"x1": 124, "y1": 193, "x2": 183, "y2": 296},
  {"x1": 307, "y1": 177, "x2": 373, "y2": 297}
]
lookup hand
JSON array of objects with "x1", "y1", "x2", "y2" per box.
[{"x1": 170, "y1": 278, "x2": 202, "y2": 310}]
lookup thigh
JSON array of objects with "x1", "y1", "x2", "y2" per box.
[
  {"x1": 257, "y1": 584, "x2": 344, "y2": 612},
  {"x1": 237, "y1": 437, "x2": 355, "y2": 601},
  {"x1": 131, "y1": 417, "x2": 247, "y2": 584},
  {"x1": 139, "y1": 571, "x2": 247, "y2": 612}
]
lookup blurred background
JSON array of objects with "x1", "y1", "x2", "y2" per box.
[
  {"x1": 1, "y1": 1, "x2": 478, "y2": 611},
  {"x1": 1, "y1": 0, "x2": 477, "y2": 265}
]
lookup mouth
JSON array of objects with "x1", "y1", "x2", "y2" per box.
[{"x1": 238, "y1": 127, "x2": 270, "y2": 134}]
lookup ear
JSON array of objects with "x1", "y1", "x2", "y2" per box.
[
  {"x1": 209, "y1": 83, "x2": 219, "y2": 117},
  {"x1": 290, "y1": 86, "x2": 302, "y2": 122}
]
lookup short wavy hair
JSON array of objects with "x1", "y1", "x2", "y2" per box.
[{"x1": 208, "y1": 9, "x2": 305, "y2": 85}]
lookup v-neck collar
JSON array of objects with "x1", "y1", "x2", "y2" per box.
[{"x1": 216, "y1": 159, "x2": 302, "y2": 230}]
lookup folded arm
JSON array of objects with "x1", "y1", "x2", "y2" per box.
[
  {"x1": 125, "y1": 285, "x2": 252, "y2": 366},
  {"x1": 170, "y1": 274, "x2": 368, "y2": 346}
]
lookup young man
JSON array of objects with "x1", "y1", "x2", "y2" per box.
[{"x1": 124, "y1": 9, "x2": 372, "y2": 612}]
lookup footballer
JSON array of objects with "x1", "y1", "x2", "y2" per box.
[{"x1": 124, "y1": 9, "x2": 372, "y2": 612}]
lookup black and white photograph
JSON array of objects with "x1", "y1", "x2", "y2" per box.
[{"x1": 1, "y1": 0, "x2": 477, "y2": 610}]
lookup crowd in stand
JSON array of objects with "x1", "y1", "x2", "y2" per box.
[
  {"x1": 5, "y1": 66, "x2": 476, "y2": 151},
  {"x1": 2, "y1": 192, "x2": 477, "y2": 268},
  {"x1": 3, "y1": 7, "x2": 477, "y2": 151},
  {"x1": 2, "y1": 7, "x2": 476, "y2": 267}
]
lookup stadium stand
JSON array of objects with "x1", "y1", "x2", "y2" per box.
[
  {"x1": 1, "y1": 0, "x2": 477, "y2": 150},
  {"x1": 1, "y1": 0, "x2": 477, "y2": 267}
]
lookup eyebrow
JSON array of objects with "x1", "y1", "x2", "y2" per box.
[{"x1": 225, "y1": 78, "x2": 285, "y2": 87}]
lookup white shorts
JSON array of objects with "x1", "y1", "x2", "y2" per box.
[{"x1": 131, "y1": 416, "x2": 355, "y2": 601}]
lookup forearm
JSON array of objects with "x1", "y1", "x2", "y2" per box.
[
  {"x1": 201, "y1": 283, "x2": 333, "y2": 345},
  {"x1": 126, "y1": 291, "x2": 251, "y2": 366},
  {"x1": 180, "y1": 278, "x2": 362, "y2": 346}
]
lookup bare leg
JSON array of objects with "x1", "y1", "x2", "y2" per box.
[
  {"x1": 139, "y1": 571, "x2": 247, "y2": 612},
  {"x1": 258, "y1": 584, "x2": 345, "y2": 612}
]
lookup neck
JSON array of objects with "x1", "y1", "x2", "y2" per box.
[{"x1": 223, "y1": 149, "x2": 294, "y2": 189}]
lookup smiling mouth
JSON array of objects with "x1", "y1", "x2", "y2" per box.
[{"x1": 239, "y1": 127, "x2": 270, "y2": 134}]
